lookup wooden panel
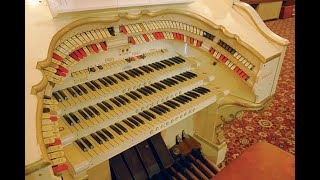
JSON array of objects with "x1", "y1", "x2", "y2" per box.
[{"x1": 256, "y1": 1, "x2": 283, "y2": 20}]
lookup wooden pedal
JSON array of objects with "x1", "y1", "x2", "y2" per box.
[
  {"x1": 121, "y1": 147, "x2": 148, "y2": 180},
  {"x1": 109, "y1": 154, "x2": 133, "y2": 180}
]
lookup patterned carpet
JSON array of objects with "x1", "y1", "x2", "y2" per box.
[{"x1": 223, "y1": 17, "x2": 295, "y2": 166}]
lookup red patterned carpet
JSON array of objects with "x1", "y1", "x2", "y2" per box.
[{"x1": 223, "y1": 17, "x2": 295, "y2": 166}]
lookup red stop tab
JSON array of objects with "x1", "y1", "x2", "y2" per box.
[
  {"x1": 180, "y1": 34, "x2": 184, "y2": 41},
  {"x1": 196, "y1": 40, "x2": 202, "y2": 47},
  {"x1": 143, "y1": 34, "x2": 149, "y2": 42},
  {"x1": 136, "y1": 56, "x2": 142, "y2": 59},
  {"x1": 78, "y1": 48, "x2": 87, "y2": 57},
  {"x1": 50, "y1": 116, "x2": 58, "y2": 121},
  {"x1": 130, "y1": 57, "x2": 136, "y2": 61},
  {"x1": 152, "y1": 32, "x2": 159, "y2": 40},
  {"x1": 129, "y1": 37, "x2": 136, "y2": 45},
  {"x1": 222, "y1": 57, "x2": 228, "y2": 63},
  {"x1": 52, "y1": 164, "x2": 69, "y2": 174},
  {"x1": 58, "y1": 65, "x2": 68, "y2": 73},
  {"x1": 74, "y1": 50, "x2": 83, "y2": 59},
  {"x1": 234, "y1": 67, "x2": 239, "y2": 72},
  {"x1": 120, "y1": 25, "x2": 128, "y2": 34},
  {"x1": 190, "y1": 37, "x2": 194, "y2": 44},
  {"x1": 52, "y1": 53, "x2": 63, "y2": 62},
  {"x1": 69, "y1": 53, "x2": 80, "y2": 61},
  {"x1": 49, "y1": 139, "x2": 61, "y2": 146},
  {"x1": 219, "y1": 55, "x2": 225, "y2": 62},
  {"x1": 56, "y1": 70, "x2": 66, "y2": 77},
  {"x1": 91, "y1": 44, "x2": 99, "y2": 53},
  {"x1": 99, "y1": 42, "x2": 107, "y2": 51},
  {"x1": 210, "y1": 48, "x2": 215, "y2": 54}
]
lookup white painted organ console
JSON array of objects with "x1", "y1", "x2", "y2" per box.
[{"x1": 25, "y1": 0, "x2": 289, "y2": 179}]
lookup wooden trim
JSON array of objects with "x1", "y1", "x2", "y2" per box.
[{"x1": 25, "y1": 159, "x2": 51, "y2": 175}]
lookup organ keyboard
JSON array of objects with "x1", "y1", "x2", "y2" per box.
[{"x1": 26, "y1": 0, "x2": 289, "y2": 179}]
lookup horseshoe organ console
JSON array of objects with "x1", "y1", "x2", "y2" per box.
[{"x1": 25, "y1": 0, "x2": 289, "y2": 179}]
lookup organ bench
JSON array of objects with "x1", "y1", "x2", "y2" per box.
[{"x1": 25, "y1": 0, "x2": 289, "y2": 179}]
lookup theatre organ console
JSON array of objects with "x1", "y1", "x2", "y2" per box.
[{"x1": 25, "y1": 0, "x2": 289, "y2": 179}]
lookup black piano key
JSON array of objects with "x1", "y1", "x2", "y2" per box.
[
  {"x1": 155, "y1": 62, "x2": 166, "y2": 68},
  {"x1": 190, "y1": 91, "x2": 201, "y2": 97},
  {"x1": 78, "y1": 109, "x2": 89, "y2": 120},
  {"x1": 151, "y1": 83, "x2": 163, "y2": 91},
  {"x1": 85, "y1": 82, "x2": 96, "y2": 91},
  {"x1": 137, "y1": 88, "x2": 149, "y2": 96},
  {"x1": 89, "y1": 67, "x2": 96, "y2": 72},
  {"x1": 150, "y1": 107, "x2": 163, "y2": 115},
  {"x1": 119, "y1": 72, "x2": 130, "y2": 80},
  {"x1": 130, "y1": 69, "x2": 141, "y2": 77},
  {"x1": 149, "y1": 63, "x2": 160, "y2": 70},
  {"x1": 164, "y1": 101, "x2": 176, "y2": 109},
  {"x1": 134, "y1": 68, "x2": 144, "y2": 75},
  {"x1": 173, "y1": 97, "x2": 186, "y2": 104},
  {"x1": 198, "y1": 87, "x2": 211, "y2": 92},
  {"x1": 154, "y1": 106, "x2": 166, "y2": 114},
  {"x1": 76, "y1": 140, "x2": 87, "y2": 152},
  {"x1": 63, "y1": 115, "x2": 74, "y2": 126},
  {"x1": 110, "y1": 98, "x2": 121, "y2": 107},
  {"x1": 123, "y1": 120, "x2": 136, "y2": 129},
  {"x1": 186, "y1": 71, "x2": 198, "y2": 77},
  {"x1": 98, "y1": 78, "x2": 109, "y2": 87},
  {"x1": 168, "y1": 100, "x2": 180, "y2": 107},
  {"x1": 185, "y1": 92, "x2": 198, "y2": 99},
  {"x1": 158, "y1": 104, "x2": 170, "y2": 112},
  {"x1": 143, "y1": 110, "x2": 156, "y2": 119},
  {"x1": 108, "y1": 76, "x2": 118, "y2": 84},
  {"x1": 155, "y1": 82, "x2": 166, "y2": 89},
  {"x1": 91, "y1": 133, "x2": 103, "y2": 144},
  {"x1": 141, "y1": 87, "x2": 153, "y2": 94},
  {"x1": 110, "y1": 125, "x2": 123, "y2": 135},
  {"x1": 163, "y1": 79, "x2": 175, "y2": 86},
  {"x1": 139, "y1": 112, "x2": 152, "y2": 121},
  {"x1": 67, "y1": 88, "x2": 77, "y2": 97},
  {"x1": 161, "y1": 60, "x2": 172, "y2": 66},
  {"x1": 69, "y1": 113, "x2": 80, "y2": 123},
  {"x1": 132, "y1": 115, "x2": 145, "y2": 124},
  {"x1": 96, "y1": 131, "x2": 108, "y2": 142},
  {"x1": 180, "y1": 72, "x2": 193, "y2": 79},
  {"x1": 78, "y1": 84, "x2": 88, "y2": 94},
  {"x1": 72, "y1": 86, "x2": 83, "y2": 96},
  {"x1": 81, "y1": 137, "x2": 94, "y2": 149},
  {"x1": 102, "y1": 101, "x2": 114, "y2": 110},
  {"x1": 174, "y1": 56, "x2": 186, "y2": 62},
  {"x1": 176, "y1": 96, "x2": 189, "y2": 103},
  {"x1": 119, "y1": 95, "x2": 130, "y2": 103},
  {"x1": 160, "y1": 80, "x2": 172, "y2": 87},
  {"x1": 167, "y1": 78, "x2": 179, "y2": 84},
  {"x1": 169, "y1": 58, "x2": 181, "y2": 64},
  {"x1": 89, "y1": 106, "x2": 100, "y2": 115},
  {"x1": 193, "y1": 88, "x2": 206, "y2": 95},
  {"x1": 102, "y1": 128, "x2": 114, "y2": 139},
  {"x1": 84, "y1": 107, "x2": 95, "y2": 118},
  {"x1": 139, "y1": 66, "x2": 150, "y2": 73},
  {"x1": 181, "y1": 95, "x2": 192, "y2": 101},
  {"x1": 145, "y1": 86, "x2": 157, "y2": 93},
  {"x1": 127, "y1": 117, "x2": 140, "y2": 126},
  {"x1": 115, "y1": 123, "x2": 128, "y2": 132},
  {"x1": 58, "y1": 90, "x2": 68, "y2": 100},
  {"x1": 176, "y1": 75, "x2": 187, "y2": 81},
  {"x1": 172, "y1": 76, "x2": 184, "y2": 82},
  {"x1": 52, "y1": 92, "x2": 62, "y2": 102},
  {"x1": 103, "y1": 77, "x2": 114, "y2": 85},
  {"x1": 143, "y1": 65, "x2": 154, "y2": 72},
  {"x1": 90, "y1": 80, "x2": 101, "y2": 89},
  {"x1": 114, "y1": 73, "x2": 125, "y2": 81},
  {"x1": 115, "y1": 96, "x2": 126, "y2": 105},
  {"x1": 97, "y1": 103, "x2": 108, "y2": 112},
  {"x1": 125, "y1": 70, "x2": 136, "y2": 78},
  {"x1": 97, "y1": 65, "x2": 103, "y2": 70},
  {"x1": 126, "y1": 92, "x2": 138, "y2": 100},
  {"x1": 153, "y1": 62, "x2": 164, "y2": 69}
]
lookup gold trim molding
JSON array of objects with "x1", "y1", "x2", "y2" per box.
[
  {"x1": 25, "y1": 159, "x2": 51, "y2": 175},
  {"x1": 31, "y1": 9, "x2": 271, "y2": 95}
]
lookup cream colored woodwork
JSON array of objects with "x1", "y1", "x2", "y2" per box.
[
  {"x1": 255, "y1": 1, "x2": 283, "y2": 21},
  {"x1": 26, "y1": 0, "x2": 288, "y2": 179}
]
